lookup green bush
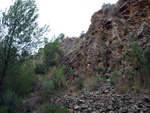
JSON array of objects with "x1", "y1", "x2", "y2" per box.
[
  {"x1": 142, "y1": 47, "x2": 150, "y2": 87},
  {"x1": 94, "y1": 76, "x2": 105, "y2": 83},
  {"x1": 125, "y1": 42, "x2": 150, "y2": 89},
  {"x1": 0, "y1": 105, "x2": 8, "y2": 113},
  {"x1": 144, "y1": 47, "x2": 150, "y2": 62},
  {"x1": 51, "y1": 65, "x2": 66, "y2": 90},
  {"x1": 0, "y1": 89, "x2": 20, "y2": 113},
  {"x1": 43, "y1": 38, "x2": 63, "y2": 69},
  {"x1": 98, "y1": 66, "x2": 107, "y2": 72},
  {"x1": 42, "y1": 80, "x2": 54, "y2": 91},
  {"x1": 108, "y1": 74, "x2": 113, "y2": 82},
  {"x1": 35, "y1": 63, "x2": 45, "y2": 74},
  {"x1": 95, "y1": 77, "x2": 99, "y2": 83},
  {"x1": 112, "y1": 68, "x2": 118, "y2": 77},
  {"x1": 1, "y1": 89, "x2": 18, "y2": 106},
  {"x1": 70, "y1": 67, "x2": 75, "y2": 74},
  {"x1": 128, "y1": 42, "x2": 143, "y2": 68},
  {"x1": 115, "y1": 42, "x2": 150, "y2": 93},
  {"x1": 4, "y1": 61, "x2": 36, "y2": 96},
  {"x1": 44, "y1": 105, "x2": 70, "y2": 113}
]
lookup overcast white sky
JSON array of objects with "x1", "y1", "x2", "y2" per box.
[{"x1": 0, "y1": 0, "x2": 118, "y2": 38}]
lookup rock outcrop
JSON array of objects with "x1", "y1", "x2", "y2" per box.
[{"x1": 63, "y1": 0, "x2": 150, "y2": 78}]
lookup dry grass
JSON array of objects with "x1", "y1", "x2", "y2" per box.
[{"x1": 115, "y1": 73, "x2": 143, "y2": 94}]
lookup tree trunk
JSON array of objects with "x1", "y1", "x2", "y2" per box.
[{"x1": 0, "y1": 63, "x2": 7, "y2": 91}]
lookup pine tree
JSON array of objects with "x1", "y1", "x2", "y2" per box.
[{"x1": 0, "y1": 0, "x2": 49, "y2": 90}]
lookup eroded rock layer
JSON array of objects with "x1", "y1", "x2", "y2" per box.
[{"x1": 63, "y1": 0, "x2": 150, "y2": 78}]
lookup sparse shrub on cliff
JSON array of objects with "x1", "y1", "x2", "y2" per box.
[
  {"x1": 143, "y1": 47, "x2": 150, "y2": 87},
  {"x1": 38, "y1": 65, "x2": 67, "y2": 103},
  {"x1": 70, "y1": 67, "x2": 75, "y2": 74},
  {"x1": 102, "y1": 3, "x2": 111, "y2": 8},
  {"x1": 144, "y1": 47, "x2": 150, "y2": 62},
  {"x1": 102, "y1": 3, "x2": 111, "y2": 15},
  {"x1": 144, "y1": 48, "x2": 150, "y2": 62},
  {"x1": 128, "y1": 44, "x2": 150, "y2": 88},
  {"x1": 112, "y1": 68, "x2": 118, "y2": 77},
  {"x1": 126, "y1": 42, "x2": 145, "y2": 92},
  {"x1": 117, "y1": 42, "x2": 150, "y2": 93},
  {"x1": 109, "y1": 68, "x2": 118, "y2": 83},
  {"x1": 108, "y1": 74, "x2": 113, "y2": 82},
  {"x1": 51, "y1": 65, "x2": 67, "y2": 90},
  {"x1": 42, "y1": 80, "x2": 54, "y2": 91},
  {"x1": 130, "y1": 42, "x2": 143, "y2": 68},
  {"x1": 103, "y1": 7, "x2": 110, "y2": 15},
  {"x1": 98, "y1": 66, "x2": 107, "y2": 72}
]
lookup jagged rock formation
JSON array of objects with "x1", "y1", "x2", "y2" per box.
[{"x1": 63, "y1": 0, "x2": 150, "y2": 78}]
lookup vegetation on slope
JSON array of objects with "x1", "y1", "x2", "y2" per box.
[{"x1": 0, "y1": 0, "x2": 150, "y2": 112}]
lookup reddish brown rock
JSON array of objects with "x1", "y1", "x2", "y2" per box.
[{"x1": 63, "y1": 0, "x2": 150, "y2": 78}]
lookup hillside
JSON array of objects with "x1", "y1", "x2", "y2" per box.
[
  {"x1": 26, "y1": 0, "x2": 150, "y2": 112},
  {"x1": 48, "y1": 0, "x2": 150, "y2": 112},
  {"x1": 1, "y1": 0, "x2": 150, "y2": 113}
]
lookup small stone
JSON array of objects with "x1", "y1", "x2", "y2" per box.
[
  {"x1": 147, "y1": 42, "x2": 150, "y2": 46},
  {"x1": 78, "y1": 100, "x2": 85, "y2": 103},
  {"x1": 140, "y1": 110, "x2": 144, "y2": 113},
  {"x1": 131, "y1": 105, "x2": 136, "y2": 111},
  {"x1": 138, "y1": 41, "x2": 143, "y2": 46},
  {"x1": 77, "y1": 111, "x2": 81, "y2": 113},
  {"x1": 69, "y1": 109, "x2": 73, "y2": 113},
  {"x1": 82, "y1": 109, "x2": 88, "y2": 113},
  {"x1": 89, "y1": 100, "x2": 93, "y2": 103},
  {"x1": 81, "y1": 94, "x2": 84, "y2": 98},
  {"x1": 88, "y1": 108, "x2": 92, "y2": 111},
  {"x1": 105, "y1": 89, "x2": 109, "y2": 93},
  {"x1": 109, "y1": 111, "x2": 114, "y2": 113},
  {"x1": 143, "y1": 37, "x2": 147, "y2": 43},
  {"x1": 74, "y1": 105, "x2": 80, "y2": 110},
  {"x1": 92, "y1": 111, "x2": 97, "y2": 113},
  {"x1": 87, "y1": 64, "x2": 90, "y2": 67},
  {"x1": 81, "y1": 104, "x2": 88, "y2": 109},
  {"x1": 107, "y1": 105, "x2": 113, "y2": 110}
]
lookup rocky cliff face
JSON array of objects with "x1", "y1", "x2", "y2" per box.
[{"x1": 63, "y1": 0, "x2": 150, "y2": 78}]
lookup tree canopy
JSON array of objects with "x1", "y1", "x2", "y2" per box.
[{"x1": 0, "y1": 0, "x2": 49, "y2": 90}]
